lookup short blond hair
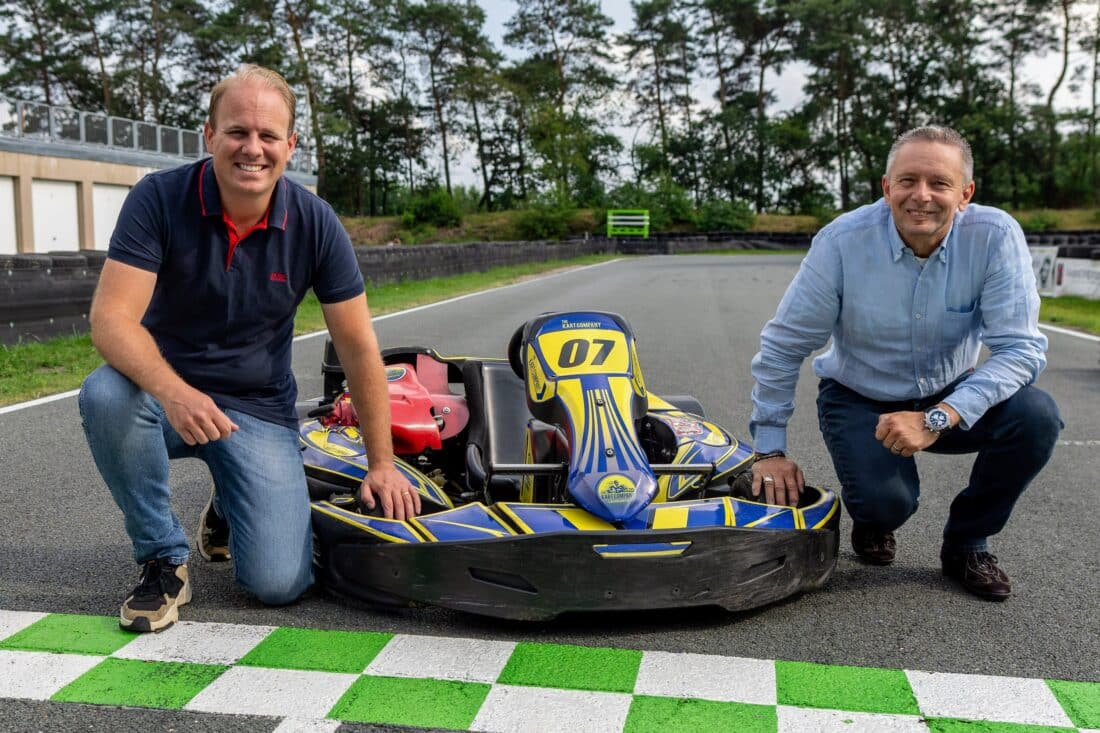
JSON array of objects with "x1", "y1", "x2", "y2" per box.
[{"x1": 208, "y1": 64, "x2": 296, "y2": 135}]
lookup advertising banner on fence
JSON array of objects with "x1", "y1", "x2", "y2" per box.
[
  {"x1": 1055, "y1": 257, "x2": 1100, "y2": 300},
  {"x1": 1031, "y1": 246, "x2": 1059, "y2": 296}
]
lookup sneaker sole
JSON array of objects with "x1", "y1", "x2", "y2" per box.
[
  {"x1": 196, "y1": 536, "x2": 231, "y2": 563},
  {"x1": 119, "y1": 581, "x2": 193, "y2": 633}
]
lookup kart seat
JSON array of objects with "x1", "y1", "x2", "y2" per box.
[
  {"x1": 412, "y1": 352, "x2": 469, "y2": 441},
  {"x1": 462, "y1": 360, "x2": 531, "y2": 498}
]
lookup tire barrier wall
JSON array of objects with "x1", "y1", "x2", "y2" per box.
[{"x1": 5, "y1": 230, "x2": 1093, "y2": 345}]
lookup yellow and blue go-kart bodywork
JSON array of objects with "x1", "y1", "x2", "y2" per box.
[{"x1": 305, "y1": 311, "x2": 840, "y2": 620}]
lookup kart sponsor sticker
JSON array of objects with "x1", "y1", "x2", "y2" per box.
[
  {"x1": 597, "y1": 474, "x2": 638, "y2": 505},
  {"x1": 385, "y1": 366, "x2": 407, "y2": 381}
]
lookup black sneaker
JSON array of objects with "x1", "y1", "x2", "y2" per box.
[
  {"x1": 119, "y1": 558, "x2": 191, "y2": 633},
  {"x1": 197, "y1": 486, "x2": 231, "y2": 562}
]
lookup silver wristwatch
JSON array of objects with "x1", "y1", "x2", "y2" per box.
[{"x1": 923, "y1": 406, "x2": 952, "y2": 434}]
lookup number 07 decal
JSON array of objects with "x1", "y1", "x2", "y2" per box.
[{"x1": 557, "y1": 338, "x2": 616, "y2": 369}]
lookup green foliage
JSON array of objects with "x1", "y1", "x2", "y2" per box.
[
  {"x1": 515, "y1": 203, "x2": 574, "y2": 240},
  {"x1": 696, "y1": 199, "x2": 754, "y2": 232},
  {"x1": 6, "y1": 0, "x2": 1100, "y2": 217},
  {"x1": 401, "y1": 189, "x2": 463, "y2": 228},
  {"x1": 1017, "y1": 211, "x2": 1060, "y2": 232}
]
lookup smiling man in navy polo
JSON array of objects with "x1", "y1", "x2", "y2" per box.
[{"x1": 79, "y1": 65, "x2": 416, "y2": 633}]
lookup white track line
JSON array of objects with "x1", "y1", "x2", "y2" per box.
[
  {"x1": 0, "y1": 260, "x2": 619, "y2": 416},
  {"x1": 1038, "y1": 322, "x2": 1100, "y2": 342}
]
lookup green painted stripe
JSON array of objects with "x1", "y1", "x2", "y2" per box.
[
  {"x1": 51, "y1": 658, "x2": 227, "y2": 709},
  {"x1": 0, "y1": 613, "x2": 135, "y2": 656},
  {"x1": 329, "y1": 674, "x2": 491, "y2": 729},
  {"x1": 498, "y1": 642, "x2": 643, "y2": 693},
  {"x1": 237, "y1": 626, "x2": 392, "y2": 674},
  {"x1": 0, "y1": 610, "x2": 1096, "y2": 732},
  {"x1": 1046, "y1": 678, "x2": 1100, "y2": 728},
  {"x1": 775, "y1": 659, "x2": 921, "y2": 715},
  {"x1": 624, "y1": 695, "x2": 777, "y2": 733}
]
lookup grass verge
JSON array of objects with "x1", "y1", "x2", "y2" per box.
[{"x1": 1040, "y1": 295, "x2": 1100, "y2": 334}]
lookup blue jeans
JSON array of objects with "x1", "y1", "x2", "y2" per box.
[
  {"x1": 79, "y1": 365, "x2": 313, "y2": 605},
  {"x1": 816, "y1": 378, "x2": 1062, "y2": 551}
]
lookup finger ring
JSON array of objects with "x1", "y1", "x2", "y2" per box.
[
  {"x1": 891, "y1": 442, "x2": 901, "y2": 454},
  {"x1": 763, "y1": 476, "x2": 774, "y2": 483}
]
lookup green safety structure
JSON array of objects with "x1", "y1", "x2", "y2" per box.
[{"x1": 606, "y1": 209, "x2": 650, "y2": 238}]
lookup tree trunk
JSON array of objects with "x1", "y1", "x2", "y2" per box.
[
  {"x1": 1044, "y1": 0, "x2": 1073, "y2": 205},
  {"x1": 427, "y1": 59, "x2": 452, "y2": 195},
  {"x1": 284, "y1": 0, "x2": 326, "y2": 189}
]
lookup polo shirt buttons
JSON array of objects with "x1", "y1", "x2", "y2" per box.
[{"x1": 915, "y1": 313, "x2": 922, "y2": 319}]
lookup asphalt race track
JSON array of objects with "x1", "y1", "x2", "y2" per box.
[{"x1": 1, "y1": 254, "x2": 1097, "y2": 730}]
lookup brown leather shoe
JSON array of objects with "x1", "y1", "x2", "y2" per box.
[
  {"x1": 851, "y1": 524, "x2": 896, "y2": 565},
  {"x1": 941, "y1": 547, "x2": 1012, "y2": 601}
]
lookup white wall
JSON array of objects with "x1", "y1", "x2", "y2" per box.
[
  {"x1": 32, "y1": 180, "x2": 79, "y2": 251},
  {"x1": 92, "y1": 184, "x2": 131, "y2": 250},
  {"x1": 0, "y1": 177, "x2": 15, "y2": 255}
]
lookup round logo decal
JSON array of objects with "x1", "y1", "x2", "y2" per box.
[
  {"x1": 597, "y1": 474, "x2": 637, "y2": 505},
  {"x1": 385, "y1": 366, "x2": 407, "y2": 381}
]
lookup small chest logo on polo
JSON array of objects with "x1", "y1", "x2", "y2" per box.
[{"x1": 270, "y1": 272, "x2": 288, "y2": 282}]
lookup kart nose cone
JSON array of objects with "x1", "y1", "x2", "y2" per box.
[{"x1": 572, "y1": 470, "x2": 658, "y2": 522}]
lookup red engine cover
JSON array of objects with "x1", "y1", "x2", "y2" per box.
[{"x1": 386, "y1": 365, "x2": 443, "y2": 454}]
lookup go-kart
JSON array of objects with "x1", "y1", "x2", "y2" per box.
[{"x1": 302, "y1": 311, "x2": 839, "y2": 620}]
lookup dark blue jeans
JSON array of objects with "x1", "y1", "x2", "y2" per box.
[
  {"x1": 79, "y1": 365, "x2": 314, "y2": 605},
  {"x1": 816, "y1": 378, "x2": 1062, "y2": 551}
]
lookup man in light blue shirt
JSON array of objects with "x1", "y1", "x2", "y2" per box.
[{"x1": 748, "y1": 126, "x2": 1062, "y2": 600}]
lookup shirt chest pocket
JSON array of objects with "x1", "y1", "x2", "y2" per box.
[{"x1": 939, "y1": 306, "x2": 979, "y2": 350}]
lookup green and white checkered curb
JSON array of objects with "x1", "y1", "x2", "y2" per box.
[{"x1": 1, "y1": 610, "x2": 1097, "y2": 732}]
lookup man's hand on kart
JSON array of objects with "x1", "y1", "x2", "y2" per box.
[
  {"x1": 162, "y1": 384, "x2": 238, "y2": 445},
  {"x1": 359, "y1": 464, "x2": 420, "y2": 520},
  {"x1": 750, "y1": 455, "x2": 804, "y2": 507}
]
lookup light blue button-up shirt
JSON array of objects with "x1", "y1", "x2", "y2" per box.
[{"x1": 750, "y1": 198, "x2": 1047, "y2": 455}]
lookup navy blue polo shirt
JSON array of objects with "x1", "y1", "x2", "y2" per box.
[{"x1": 108, "y1": 159, "x2": 364, "y2": 427}]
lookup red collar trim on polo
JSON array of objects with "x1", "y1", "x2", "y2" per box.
[
  {"x1": 198, "y1": 158, "x2": 291, "y2": 232},
  {"x1": 222, "y1": 209, "x2": 271, "y2": 270}
]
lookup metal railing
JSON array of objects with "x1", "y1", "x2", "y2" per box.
[{"x1": 0, "y1": 94, "x2": 314, "y2": 173}]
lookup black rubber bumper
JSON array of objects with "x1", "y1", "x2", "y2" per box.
[{"x1": 312, "y1": 510, "x2": 840, "y2": 620}]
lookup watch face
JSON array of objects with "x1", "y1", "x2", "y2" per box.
[{"x1": 925, "y1": 408, "x2": 950, "y2": 432}]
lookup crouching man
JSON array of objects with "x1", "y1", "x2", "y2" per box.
[
  {"x1": 748, "y1": 126, "x2": 1062, "y2": 600},
  {"x1": 79, "y1": 64, "x2": 415, "y2": 632}
]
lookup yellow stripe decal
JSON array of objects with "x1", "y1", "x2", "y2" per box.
[
  {"x1": 311, "y1": 503, "x2": 420, "y2": 543},
  {"x1": 651, "y1": 506, "x2": 690, "y2": 529},
  {"x1": 744, "y1": 509, "x2": 791, "y2": 528},
  {"x1": 494, "y1": 503, "x2": 536, "y2": 534},
  {"x1": 810, "y1": 498, "x2": 840, "y2": 529},
  {"x1": 556, "y1": 508, "x2": 616, "y2": 531},
  {"x1": 724, "y1": 497, "x2": 736, "y2": 527}
]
